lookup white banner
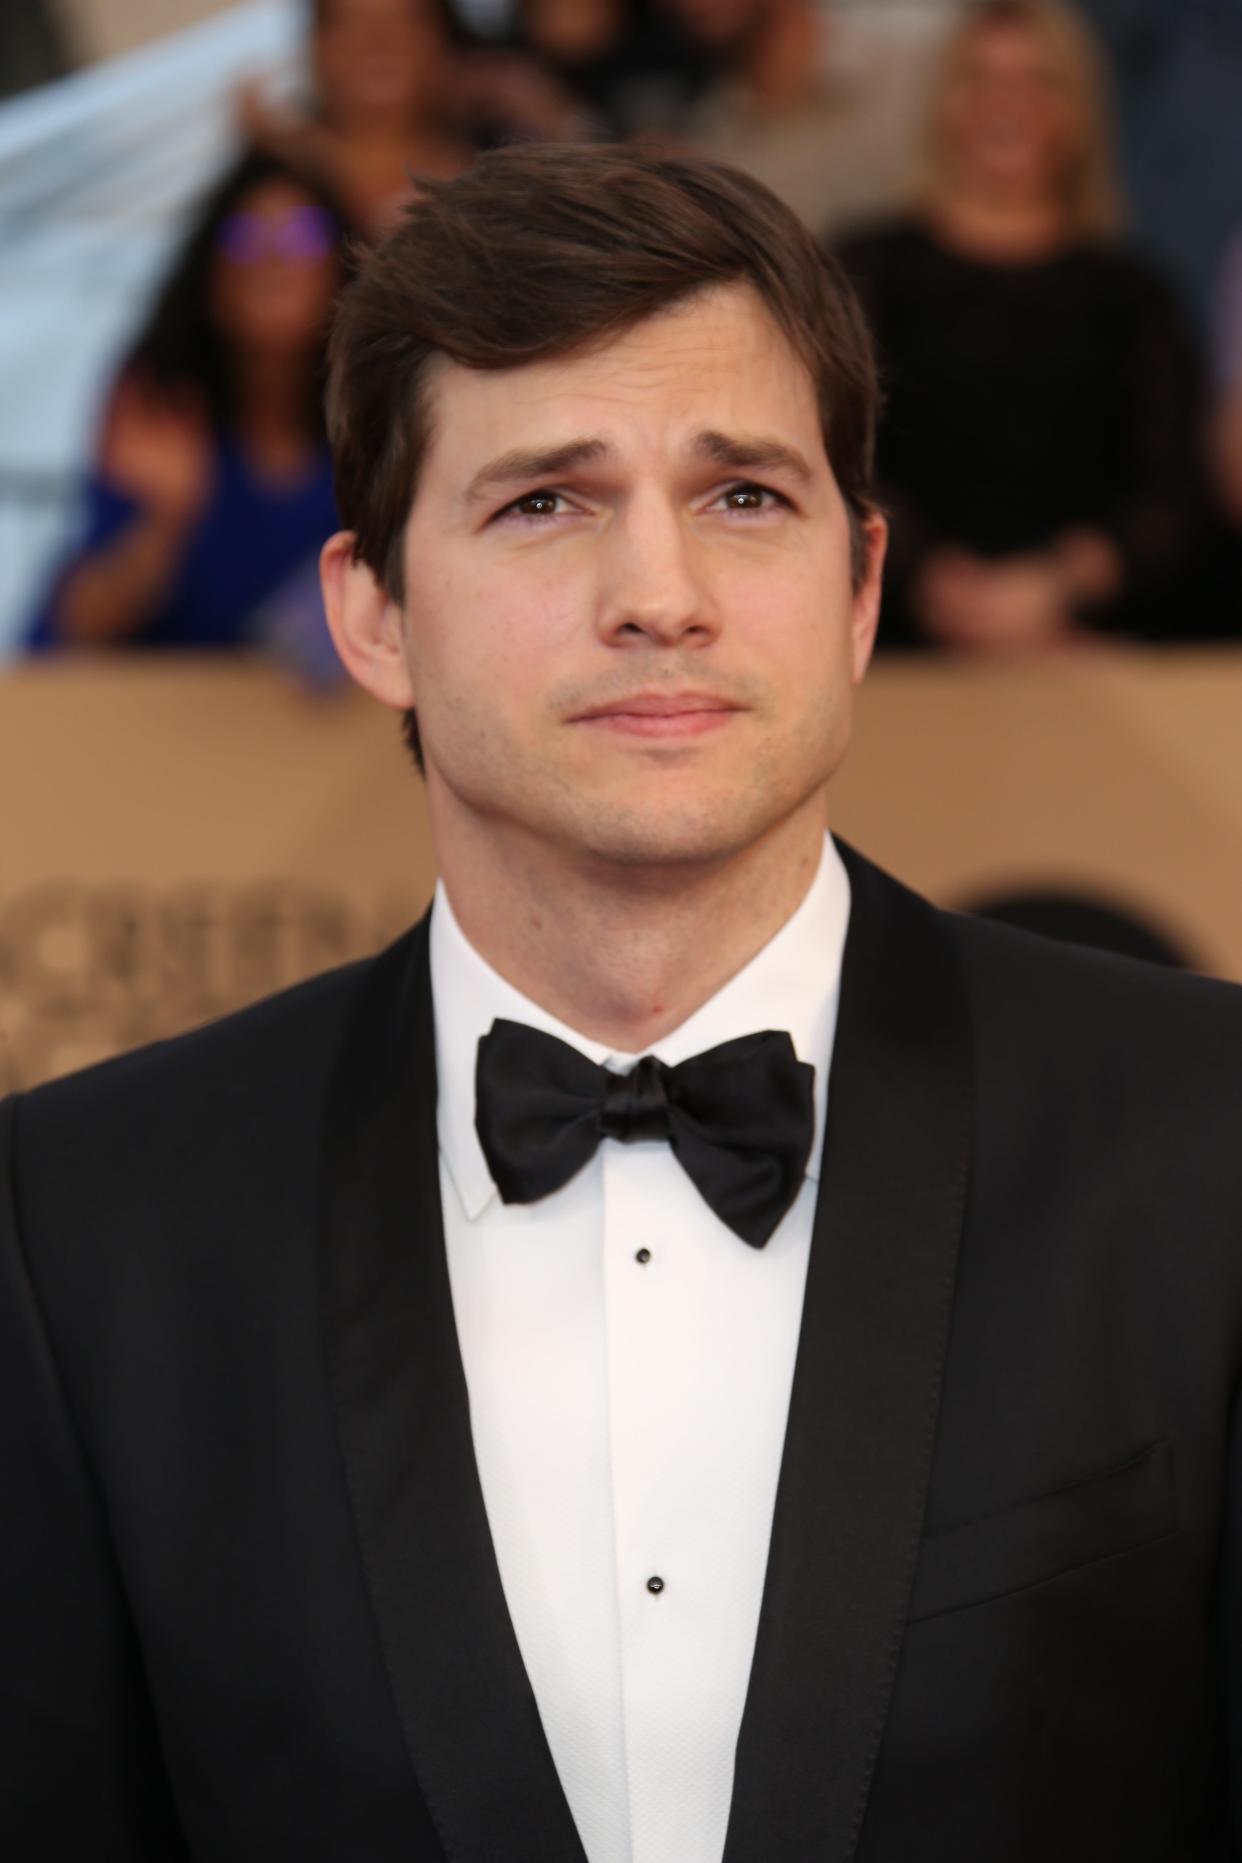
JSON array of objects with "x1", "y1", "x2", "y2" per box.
[{"x1": 0, "y1": 1, "x2": 303, "y2": 654}]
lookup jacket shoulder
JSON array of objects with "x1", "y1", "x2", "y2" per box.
[
  {"x1": 943, "y1": 902, "x2": 1242, "y2": 1082},
  {"x1": 5, "y1": 934, "x2": 415, "y2": 1207}
]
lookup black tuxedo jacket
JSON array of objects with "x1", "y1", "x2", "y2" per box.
[{"x1": 3, "y1": 842, "x2": 1242, "y2": 1862}]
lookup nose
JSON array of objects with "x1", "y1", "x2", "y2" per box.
[{"x1": 595, "y1": 493, "x2": 718, "y2": 650}]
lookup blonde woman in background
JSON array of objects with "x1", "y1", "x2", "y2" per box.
[{"x1": 837, "y1": 0, "x2": 1205, "y2": 650}]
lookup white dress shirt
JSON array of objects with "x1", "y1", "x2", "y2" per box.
[{"x1": 430, "y1": 836, "x2": 851, "y2": 1863}]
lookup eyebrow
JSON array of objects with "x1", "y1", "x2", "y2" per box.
[
  {"x1": 464, "y1": 439, "x2": 610, "y2": 505},
  {"x1": 462, "y1": 428, "x2": 816, "y2": 506},
  {"x1": 689, "y1": 430, "x2": 816, "y2": 484}
]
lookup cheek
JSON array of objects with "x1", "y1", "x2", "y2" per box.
[
  {"x1": 1044, "y1": 101, "x2": 1080, "y2": 162},
  {"x1": 939, "y1": 92, "x2": 978, "y2": 150},
  {"x1": 731, "y1": 554, "x2": 849, "y2": 666},
  {"x1": 410, "y1": 557, "x2": 584, "y2": 718},
  {"x1": 781, "y1": 602, "x2": 858, "y2": 748},
  {"x1": 303, "y1": 261, "x2": 341, "y2": 322},
  {"x1": 253, "y1": 263, "x2": 336, "y2": 331}
]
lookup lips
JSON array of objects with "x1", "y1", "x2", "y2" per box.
[
  {"x1": 570, "y1": 692, "x2": 743, "y2": 739},
  {"x1": 573, "y1": 692, "x2": 740, "y2": 719}
]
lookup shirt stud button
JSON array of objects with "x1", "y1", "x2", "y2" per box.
[
  {"x1": 646, "y1": 1575, "x2": 665, "y2": 1595},
  {"x1": 635, "y1": 1248, "x2": 652, "y2": 1264}
]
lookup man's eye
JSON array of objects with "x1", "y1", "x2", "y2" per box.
[
  {"x1": 501, "y1": 489, "x2": 564, "y2": 520},
  {"x1": 719, "y1": 483, "x2": 786, "y2": 513}
]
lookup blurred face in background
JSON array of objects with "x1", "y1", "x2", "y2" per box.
[
  {"x1": 209, "y1": 180, "x2": 341, "y2": 358},
  {"x1": 523, "y1": 0, "x2": 624, "y2": 65},
  {"x1": 315, "y1": 0, "x2": 447, "y2": 127},
  {"x1": 936, "y1": 16, "x2": 1084, "y2": 204},
  {"x1": 661, "y1": 0, "x2": 770, "y2": 56}
]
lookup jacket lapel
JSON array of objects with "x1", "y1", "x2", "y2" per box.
[
  {"x1": 319, "y1": 918, "x2": 587, "y2": 1863},
  {"x1": 723, "y1": 841, "x2": 975, "y2": 1862}
]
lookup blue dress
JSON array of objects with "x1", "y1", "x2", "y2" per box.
[{"x1": 27, "y1": 438, "x2": 339, "y2": 651}]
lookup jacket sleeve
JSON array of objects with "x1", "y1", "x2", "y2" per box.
[
  {"x1": 0, "y1": 1094, "x2": 189, "y2": 1860},
  {"x1": 1221, "y1": 1350, "x2": 1242, "y2": 1855}
]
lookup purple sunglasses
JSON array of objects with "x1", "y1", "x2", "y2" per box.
[{"x1": 215, "y1": 204, "x2": 338, "y2": 265}]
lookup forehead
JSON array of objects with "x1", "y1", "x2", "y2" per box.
[
  {"x1": 420, "y1": 284, "x2": 825, "y2": 479},
  {"x1": 958, "y1": 18, "x2": 1059, "y2": 72},
  {"x1": 232, "y1": 178, "x2": 316, "y2": 219}
]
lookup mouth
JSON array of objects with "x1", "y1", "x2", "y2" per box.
[{"x1": 569, "y1": 692, "x2": 744, "y2": 740}]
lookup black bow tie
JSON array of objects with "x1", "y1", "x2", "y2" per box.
[{"x1": 474, "y1": 1018, "x2": 816, "y2": 1247}]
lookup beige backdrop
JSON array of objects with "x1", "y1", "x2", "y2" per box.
[
  {"x1": 58, "y1": 0, "x2": 240, "y2": 65},
  {"x1": 3, "y1": 648, "x2": 1241, "y2": 1091}
]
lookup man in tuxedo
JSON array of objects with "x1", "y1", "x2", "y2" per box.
[{"x1": 2, "y1": 143, "x2": 1241, "y2": 1862}]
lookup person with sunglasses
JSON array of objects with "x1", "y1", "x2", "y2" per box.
[{"x1": 27, "y1": 151, "x2": 352, "y2": 659}]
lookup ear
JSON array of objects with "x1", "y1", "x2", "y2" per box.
[
  {"x1": 849, "y1": 512, "x2": 888, "y2": 686},
  {"x1": 320, "y1": 531, "x2": 416, "y2": 710}
]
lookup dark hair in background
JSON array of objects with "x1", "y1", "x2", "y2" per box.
[
  {"x1": 307, "y1": 0, "x2": 464, "y2": 43},
  {"x1": 325, "y1": 144, "x2": 880, "y2": 762},
  {"x1": 125, "y1": 147, "x2": 357, "y2": 440},
  {"x1": 966, "y1": 888, "x2": 1192, "y2": 970}
]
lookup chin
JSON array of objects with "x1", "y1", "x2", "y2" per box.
[{"x1": 557, "y1": 783, "x2": 798, "y2": 873}]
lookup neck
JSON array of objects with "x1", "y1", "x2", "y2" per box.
[
  {"x1": 433, "y1": 798, "x2": 829, "y2": 1054},
  {"x1": 927, "y1": 186, "x2": 1069, "y2": 263},
  {"x1": 231, "y1": 350, "x2": 314, "y2": 469}
]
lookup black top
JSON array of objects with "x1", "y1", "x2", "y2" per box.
[{"x1": 836, "y1": 218, "x2": 1206, "y2": 643}]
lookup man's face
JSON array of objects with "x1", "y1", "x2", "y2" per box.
[{"x1": 384, "y1": 283, "x2": 883, "y2": 872}]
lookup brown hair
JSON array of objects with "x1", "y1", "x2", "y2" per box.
[
  {"x1": 325, "y1": 142, "x2": 880, "y2": 760},
  {"x1": 918, "y1": 0, "x2": 1124, "y2": 239}
]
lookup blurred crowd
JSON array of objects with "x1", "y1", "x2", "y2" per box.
[{"x1": 21, "y1": 0, "x2": 1242, "y2": 663}]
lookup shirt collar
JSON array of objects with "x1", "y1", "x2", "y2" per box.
[{"x1": 430, "y1": 834, "x2": 851, "y2": 1222}]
